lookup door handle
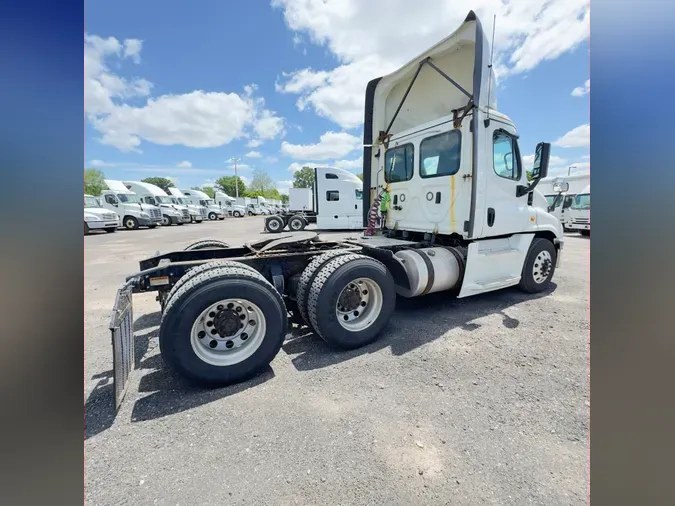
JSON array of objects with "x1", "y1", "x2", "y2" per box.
[
  {"x1": 487, "y1": 208, "x2": 495, "y2": 227},
  {"x1": 435, "y1": 192, "x2": 441, "y2": 204}
]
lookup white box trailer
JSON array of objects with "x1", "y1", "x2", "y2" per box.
[
  {"x1": 289, "y1": 188, "x2": 313, "y2": 212},
  {"x1": 110, "y1": 11, "x2": 564, "y2": 399}
]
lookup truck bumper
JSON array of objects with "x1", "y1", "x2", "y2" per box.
[
  {"x1": 567, "y1": 224, "x2": 590, "y2": 231},
  {"x1": 138, "y1": 216, "x2": 153, "y2": 227},
  {"x1": 191, "y1": 214, "x2": 203, "y2": 222},
  {"x1": 87, "y1": 220, "x2": 119, "y2": 230}
]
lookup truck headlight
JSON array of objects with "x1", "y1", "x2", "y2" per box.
[{"x1": 84, "y1": 215, "x2": 96, "y2": 221}]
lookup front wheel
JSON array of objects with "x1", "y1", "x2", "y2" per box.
[
  {"x1": 208, "y1": 212, "x2": 217, "y2": 221},
  {"x1": 233, "y1": 211, "x2": 242, "y2": 218},
  {"x1": 518, "y1": 238, "x2": 557, "y2": 294},
  {"x1": 124, "y1": 216, "x2": 140, "y2": 230},
  {"x1": 160, "y1": 264, "x2": 287, "y2": 386},
  {"x1": 307, "y1": 254, "x2": 396, "y2": 349},
  {"x1": 161, "y1": 215, "x2": 172, "y2": 226}
]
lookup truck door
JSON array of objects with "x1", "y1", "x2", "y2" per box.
[
  {"x1": 348, "y1": 188, "x2": 364, "y2": 229},
  {"x1": 317, "y1": 189, "x2": 349, "y2": 229},
  {"x1": 103, "y1": 193, "x2": 119, "y2": 211},
  {"x1": 475, "y1": 123, "x2": 531, "y2": 237},
  {"x1": 385, "y1": 118, "x2": 472, "y2": 235}
]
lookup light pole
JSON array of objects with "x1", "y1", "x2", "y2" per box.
[
  {"x1": 567, "y1": 165, "x2": 577, "y2": 176},
  {"x1": 230, "y1": 157, "x2": 240, "y2": 199}
]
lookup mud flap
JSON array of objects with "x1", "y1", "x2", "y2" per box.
[{"x1": 108, "y1": 283, "x2": 134, "y2": 411}]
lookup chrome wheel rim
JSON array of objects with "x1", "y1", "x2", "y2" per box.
[
  {"x1": 335, "y1": 278, "x2": 383, "y2": 332},
  {"x1": 126, "y1": 218, "x2": 135, "y2": 229},
  {"x1": 269, "y1": 219, "x2": 281, "y2": 231},
  {"x1": 190, "y1": 299, "x2": 266, "y2": 366},
  {"x1": 290, "y1": 219, "x2": 302, "y2": 230},
  {"x1": 532, "y1": 250, "x2": 553, "y2": 284},
  {"x1": 162, "y1": 216, "x2": 170, "y2": 226}
]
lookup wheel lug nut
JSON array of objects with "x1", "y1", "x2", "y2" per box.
[
  {"x1": 249, "y1": 320, "x2": 256, "y2": 326},
  {"x1": 217, "y1": 305, "x2": 224, "y2": 311},
  {"x1": 235, "y1": 306, "x2": 242, "y2": 313},
  {"x1": 206, "y1": 321, "x2": 213, "y2": 327},
  {"x1": 343, "y1": 315, "x2": 349, "y2": 321},
  {"x1": 354, "y1": 311, "x2": 359, "y2": 317},
  {"x1": 227, "y1": 303, "x2": 234, "y2": 309},
  {"x1": 239, "y1": 314, "x2": 246, "y2": 320},
  {"x1": 362, "y1": 290, "x2": 368, "y2": 295},
  {"x1": 241, "y1": 333, "x2": 248, "y2": 340},
  {"x1": 198, "y1": 331, "x2": 206, "y2": 338},
  {"x1": 209, "y1": 340, "x2": 218, "y2": 348},
  {"x1": 211, "y1": 329, "x2": 217, "y2": 335},
  {"x1": 209, "y1": 311, "x2": 215, "y2": 318},
  {"x1": 225, "y1": 340, "x2": 234, "y2": 349},
  {"x1": 361, "y1": 301, "x2": 367, "y2": 307}
]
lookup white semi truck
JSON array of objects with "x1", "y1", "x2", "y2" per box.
[
  {"x1": 123, "y1": 181, "x2": 189, "y2": 226},
  {"x1": 265, "y1": 166, "x2": 363, "y2": 233},
  {"x1": 215, "y1": 192, "x2": 246, "y2": 217},
  {"x1": 180, "y1": 189, "x2": 225, "y2": 221},
  {"x1": 540, "y1": 173, "x2": 590, "y2": 229},
  {"x1": 565, "y1": 184, "x2": 590, "y2": 236},
  {"x1": 84, "y1": 194, "x2": 119, "y2": 235},
  {"x1": 167, "y1": 187, "x2": 207, "y2": 223},
  {"x1": 109, "y1": 12, "x2": 564, "y2": 400},
  {"x1": 101, "y1": 179, "x2": 163, "y2": 230}
]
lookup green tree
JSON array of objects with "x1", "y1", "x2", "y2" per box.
[
  {"x1": 214, "y1": 176, "x2": 246, "y2": 197},
  {"x1": 84, "y1": 168, "x2": 107, "y2": 196},
  {"x1": 526, "y1": 170, "x2": 534, "y2": 182},
  {"x1": 280, "y1": 194, "x2": 289, "y2": 204},
  {"x1": 356, "y1": 172, "x2": 363, "y2": 181},
  {"x1": 248, "y1": 168, "x2": 275, "y2": 194},
  {"x1": 141, "y1": 177, "x2": 175, "y2": 193},
  {"x1": 292, "y1": 166, "x2": 315, "y2": 188}
]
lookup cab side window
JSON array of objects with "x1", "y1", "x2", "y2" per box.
[
  {"x1": 105, "y1": 195, "x2": 117, "y2": 205},
  {"x1": 384, "y1": 144, "x2": 414, "y2": 183},
  {"x1": 493, "y1": 131, "x2": 521, "y2": 181},
  {"x1": 326, "y1": 191, "x2": 340, "y2": 201},
  {"x1": 420, "y1": 130, "x2": 461, "y2": 178}
]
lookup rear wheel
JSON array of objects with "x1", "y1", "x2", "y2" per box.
[
  {"x1": 518, "y1": 238, "x2": 557, "y2": 293},
  {"x1": 160, "y1": 264, "x2": 287, "y2": 386},
  {"x1": 296, "y1": 250, "x2": 353, "y2": 329},
  {"x1": 265, "y1": 216, "x2": 284, "y2": 233},
  {"x1": 289, "y1": 215, "x2": 306, "y2": 231},
  {"x1": 307, "y1": 254, "x2": 396, "y2": 349},
  {"x1": 208, "y1": 212, "x2": 217, "y2": 220},
  {"x1": 124, "y1": 216, "x2": 139, "y2": 230},
  {"x1": 184, "y1": 239, "x2": 230, "y2": 251}
]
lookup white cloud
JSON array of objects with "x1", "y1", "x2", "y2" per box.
[
  {"x1": 245, "y1": 150, "x2": 262, "y2": 158},
  {"x1": 547, "y1": 161, "x2": 590, "y2": 178},
  {"x1": 272, "y1": 0, "x2": 589, "y2": 129},
  {"x1": 247, "y1": 139, "x2": 263, "y2": 148},
  {"x1": 88, "y1": 159, "x2": 116, "y2": 167},
  {"x1": 265, "y1": 156, "x2": 279, "y2": 163},
  {"x1": 571, "y1": 79, "x2": 590, "y2": 97},
  {"x1": 85, "y1": 34, "x2": 286, "y2": 152},
  {"x1": 522, "y1": 154, "x2": 568, "y2": 167},
  {"x1": 227, "y1": 162, "x2": 252, "y2": 171},
  {"x1": 276, "y1": 180, "x2": 294, "y2": 194},
  {"x1": 177, "y1": 160, "x2": 192, "y2": 168},
  {"x1": 553, "y1": 124, "x2": 590, "y2": 148},
  {"x1": 333, "y1": 157, "x2": 363, "y2": 171},
  {"x1": 281, "y1": 131, "x2": 361, "y2": 160}
]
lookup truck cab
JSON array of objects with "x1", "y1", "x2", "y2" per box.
[
  {"x1": 314, "y1": 166, "x2": 363, "y2": 230},
  {"x1": 565, "y1": 184, "x2": 590, "y2": 235},
  {"x1": 101, "y1": 179, "x2": 163, "y2": 230},
  {"x1": 181, "y1": 189, "x2": 225, "y2": 220},
  {"x1": 123, "y1": 181, "x2": 189, "y2": 226},
  {"x1": 84, "y1": 194, "x2": 119, "y2": 234},
  {"x1": 215, "y1": 192, "x2": 246, "y2": 217},
  {"x1": 168, "y1": 187, "x2": 206, "y2": 223}
]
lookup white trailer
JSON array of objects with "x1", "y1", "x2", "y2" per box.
[
  {"x1": 288, "y1": 188, "x2": 313, "y2": 212},
  {"x1": 101, "y1": 179, "x2": 163, "y2": 230},
  {"x1": 110, "y1": 12, "x2": 564, "y2": 397}
]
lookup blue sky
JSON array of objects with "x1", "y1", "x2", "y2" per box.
[{"x1": 85, "y1": 0, "x2": 590, "y2": 192}]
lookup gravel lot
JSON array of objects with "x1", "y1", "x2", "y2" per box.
[{"x1": 85, "y1": 216, "x2": 589, "y2": 505}]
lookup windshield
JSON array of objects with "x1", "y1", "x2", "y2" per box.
[
  {"x1": 204, "y1": 199, "x2": 215, "y2": 205},
  {"x1": 154, "y1": 196, "x2": 173, "y2": 204},
  {"x1": 545, "y1": 194, "x2": 562, "y2": 208},
  {"x1": 170, "y1": 197, "x2": 180, "y2": 205},
  {"x1": 571, "y1": 193, "x2": 590, "y2": 210},
  {"x1": 177, "y1": 198, "x2": 189, "y2": 205},
  {"x1": 118, "y1": 193, "x2": 141, "y2": 203},
  {"x1": 84, "y1": 196, "x2": 100, "y2": 208}
]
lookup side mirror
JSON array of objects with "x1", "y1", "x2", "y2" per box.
[
  {"x1": 531, "y1": 142, "x2": 551, "y2": 180},
  {"x1": 553, "y1": 181, "x2": 569, "y2": 193}
]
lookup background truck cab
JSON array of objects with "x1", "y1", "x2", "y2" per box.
[{"x1": 101, "y1": 179, "x2": 162, "y2": 230}]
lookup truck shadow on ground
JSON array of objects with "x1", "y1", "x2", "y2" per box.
[{"x1": 282, "y1": 284, "x2": 556, "y2": 372}]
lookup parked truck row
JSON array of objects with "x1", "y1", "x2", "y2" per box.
[
  {"x1": 85, "y1": 179, "x2": 286, "y2": 235},
  {"x1": 538, "y1": 172, "x2": 590, "y2": 235},
  {"x1": 110, "y1": 12, "x2": 570, "y2": 407}
]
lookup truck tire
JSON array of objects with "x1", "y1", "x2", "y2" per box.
[
  {"x1": 233, "y1": 210, "x2": 242, "y2": 218},
  {"x1": 177, "y1": 220, "x2": 185, "y2": 226},
  {"x1": 162, "y1": 215, "x2": 172, "y2": 226},
  {"x1": 148, "y1": 223, "x2": 158, "y2": 229},
  {"x1": 296, "y1": 250, "x2": 353, "y2": 328},
  {"x1": 162, "y1": 260, "x2": 261, "y2": 312},
  {"x1": 208, "y1": 212, "x2": 218, "y2": 220},
  {"x1": 124, "y1": 216, "x2": 140, "y2": 230},
  {"x1": 184, "y1": 240, "x2": 230, "y2": 251},
  {"x1": 160, "y1": 264, "x2": 287, "y2": 386},
  {"x1": 84, "y1": 223, "x2": 90, "y2": 235},
  {"x1": 288, "y1": 215, "x2": 306, "y2": 231},
  {"x1": 518, "y1": 238, "x2": 557, "y2": 294},
  {"x1": 265, "y1": 216, "x2": 284, "y2": 233},
  {"x1": 105, "y1": 227, "x2": 116, "y2": 233},
  {"x1": 307, "y1": 254, "x2": 396, "y2": 349}
]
